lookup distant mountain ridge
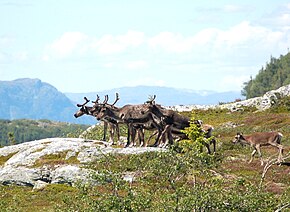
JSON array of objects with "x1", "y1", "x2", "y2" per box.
[
  {"x1": 66, "y1": 86, "x2": 243, "y2": 106},
  {"x1": 0, "y1": 78, "x2": 95, "y2": 124},
  {"x1": 0, "y1": 78, "x2": 243, "y2": 124}
]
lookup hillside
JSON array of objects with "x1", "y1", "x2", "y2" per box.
[
  {"x1": 0, "y1": 102, "x2": 289, "y2": 210},
  {"x1": 0, "y1": 78, "x2": 95, "y2": 124},
  {"x1": 242, "y1": 52, "x2": 290, "y2": 98},
  {"x1": 0, "y1": 119, "x2": 89, "y2": 146}
]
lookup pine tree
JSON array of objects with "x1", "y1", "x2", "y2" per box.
[{"x1": 242, "y1": 52, "x2": 290, "y2": 99}]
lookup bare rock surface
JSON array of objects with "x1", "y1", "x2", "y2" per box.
[{"x1": 0, "y1": 138, "x2": 164, "y2": 187}]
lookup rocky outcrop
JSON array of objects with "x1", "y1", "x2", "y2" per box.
[
  {"x1": 0, "y1": 138, "x2": 164, "y2": 188},
  {"x1": 169, "y1": 84, "x2": 290, "y2": 112}
]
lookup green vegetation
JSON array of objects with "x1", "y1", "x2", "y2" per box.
[
  {"x1": 242, "y1": 52, "x2": 290, "y2": 98},
  {"x1": 0, "y1": 99, "x2": 290, "y2": 211},
  {"x1": 0, "y1": 119, "x2": 89, "y2": 146},
  {"x1": 33, "y1": 151, "x2": 80, "y2": 168},
  {"x1": 0, "y1": 153, "x2": 17, "y2": 166}
]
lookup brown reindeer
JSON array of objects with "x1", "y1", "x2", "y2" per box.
[
  {"x1": 91, "y1": 97, "x2": 163, "y2": 148},
  {"x1": 143, "y1": 102, "x2": 216, "y2": 153},
  {"x1": 74, "y1": 96, "x2": 120, "y2": 144},
  {"x1": 194, "y1": 120, "x2": 216, "y2": 153},
  {"x1": 233, "y1": 132, "x2": 284, "y2": 165}
]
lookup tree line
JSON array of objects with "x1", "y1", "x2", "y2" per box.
[
  {"x1": 0, "y1": 119, "x2": 89, "y2": 146},
  {"x1": 242, "y1": 52, "x2": 290, "y2": 99}
]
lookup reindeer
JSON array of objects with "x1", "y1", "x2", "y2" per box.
[
  {"x1": 74, "y1": 96, "x2": 120, "y2": 144},
  {"x1": 144, "y1": 101, "x2": 216, "y2": 153},
  {"x1": 92, "y1": 97, "x2": 163, "y2": 148},
  {"x1": 232, "y1": 132, "x2": 284, "y2": 165},
  {"x1": 194, "y1": 120, "x2": 216, "y2": 154}
]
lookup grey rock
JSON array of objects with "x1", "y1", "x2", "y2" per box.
[
  {"x1": 170, "y1": 84, "x2": 290, "y2": 112},
  {"x1": 0, "y1": 138, "x2": 164, "y2": 187}
]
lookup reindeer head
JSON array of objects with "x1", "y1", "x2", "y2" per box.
[
  {"x1": 233, "y1": 132, "x2": 243, "y2": 144},
  {"x1": 94, "y1": 106, "x2": 111, "y2": 121},
  {"x1": 145, "y1": 95, "x2": 156, "y2": 105},
  {"x1": 193, "y1": 120, "x2": 203, "y2": 127},
  {"x1": 74, "y1": 97, "x2": 90, "y2": 118}
]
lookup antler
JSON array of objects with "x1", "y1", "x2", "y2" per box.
[
  {"x1": 103, "y1": 95, "x2": 109, "y2": 104},
  {"x1": 111, "y1": 93, "x2": 120, "y2": 106},
  {"x1": 146, "y1": 95, "x2": 156, "y2": 105},
  {"x1": 76, "y1": 97, "x2": 90, "y2": 107},
  {"x1": 92, "y1": 95, "x2": 100, "y2": 104}
]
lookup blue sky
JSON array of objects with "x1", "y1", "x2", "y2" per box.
[{"x1": 1, "y1": 0, "x2": 290, "y2": 93}]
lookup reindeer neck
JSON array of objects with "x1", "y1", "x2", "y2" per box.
[
  {"x1": 85, "y1": 106, "x2": 94, "y2": 115},
  {"x1": 238, "y1": 135, "x2": 251, "y2": 145},
  {"x1": 106, "y1": 107, "x2": 124, "y2": 121}
]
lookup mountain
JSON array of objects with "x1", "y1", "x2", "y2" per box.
[
  {"x1": 0, "y1": 78, "x2": 242, "y2": 124},
  {"x1": 66, "y1": 86, "x2": 243, "y2": 106},
  {"x1": 0, "y1": 78, "x2": 95, "y2": 124}
]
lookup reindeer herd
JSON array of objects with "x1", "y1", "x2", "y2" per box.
[{"x1": 74, "y1": 93, "x2": 285, "y2": 164}]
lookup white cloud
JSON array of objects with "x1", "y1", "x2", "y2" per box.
[
  {"x1": 0, "y1": 35, "x2": 14, "y2": 46},
  {"x1": 146, "y1": 21, "x2": 289, "y2": 62},
  {"x1": 218, "y1": 75, "x2": 250, "y2": 92},
  {"x1": 124, "y1": 60, "x2": 147, "y2": 69},
  {"x1": 258, "y1": 3, "x2": 290, "y2": 30},
  {"x1": 14, "y1": 51, "x2": 28, "y2": 61},
  {"x1": 92, "y1": 30, "x2": 145, "y2": 54},
  {"x1": 42, "y1": 22, "x2": 289, "y2": 75},
  {"x1": 148, "y1": 32, "x2": 195, "y2": 53},
  {"x1": 43, "y1": 22, "x2": 289, "y2": 61},
  {"x1": 42, "y1": 55, "x2": 49, "y2": 61},
  {"x1": 44, "y1": 32, "x2": 88, "y2": 59},
  {"x1": 275, "y1": 13, "x2": 290, "y2": 27},
  {"x1": 223, "y1": 4, "x2": 253, "y2": 13},
  {"x1": 103, "y1": 62, "x2": 114, "y2": 68}
]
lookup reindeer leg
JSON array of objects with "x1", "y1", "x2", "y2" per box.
[
  {"x1": 256, "y1": 145, "x2": 263, "y2": 166},
  {"x1": 138, "y1": 129, "x2": 145, "y2": 147},
  {"x1": 130, "y1": 126, "x2": 137, "y2": 147},
  {"x1": 249, "y1": 148, "x2": 257, "y2": 164},
  {"x1": 278, "y1": 145, "x2": 284, "y2": 162},
  {"x1": 116, "y1": 123, "x2": 121, "y2": 145},
  {"x1": 211, "y1": 138, "x2": 216, "y2": 153},
  {"x1": 108, "y1": 123, "x2": 115, "y2": 145},
  {"x1": 158, "y1": 125, "x2": 170, "y2": 148},
  {"x1": 269, "y1": 142, "x2": 284, "y2": 163},
  {"x1": 152, "y1": 127, "x2": 162, "y2": 147},
  {"x1": 102, "y1": 121, "x2": 108, "y2": 141},
  {"x1": 167, "y1": 126, "x2": 174, "y2": 146},
  {"x1": 125, "y1": 125, "x2": 131, "y2": 148},
  {"x1": 158, "y1": 129, "x2": 166, "y2": 148},
  {"x1": 162, "y1": 125, "x2": 173, "y2": 148},
  {"x1": 202, "y1": 140, "x2": 211, "y2": 154},
  {"x1": 275, "y1": 144, "x2": 284, "y2": 163},
  {"x1": 146, "y1": 131, "x2": 157, "y2": 147}
]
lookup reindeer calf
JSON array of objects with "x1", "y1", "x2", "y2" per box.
[{"x1": 233, "y1": 132, "x2": 284, "y2": 165}]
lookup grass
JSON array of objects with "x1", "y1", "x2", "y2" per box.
[
  {"x1": 33, "y1": 151, "x2": 80, "y2": 168},
  {"x1": 0, "y1": 152, "x2": 17, "y2": 166},
  {"x1": 0, "y1": 106, "x2": 290, "y2": 210},
  {"x1": 0, "y1": 184, "x2": 78, "y2": 211}
]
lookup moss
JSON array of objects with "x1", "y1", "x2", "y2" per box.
[
  {"x1": 0, "y1": 152, "x2": 17, "y2": 166},
  {"x1": 0, "y1": 184, "x2": 78, "y2": 211},
  {"x1": 33, "y1": 151, "x2": 80, "y2": 167}
]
